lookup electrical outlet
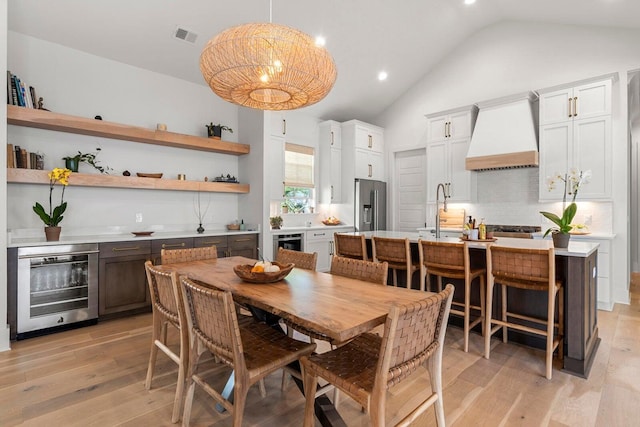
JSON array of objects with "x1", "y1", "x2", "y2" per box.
[{"x1": 135, "y1": 213, "x2": 143, "y2": 223}]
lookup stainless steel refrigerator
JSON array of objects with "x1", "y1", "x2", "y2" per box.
[{"x1": 354, "y1": 179, "x2": 387, "y2": 231}]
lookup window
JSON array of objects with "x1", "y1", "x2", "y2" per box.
[{"x1": 283, "y1": 143, "x2": 315, "y2": 213}]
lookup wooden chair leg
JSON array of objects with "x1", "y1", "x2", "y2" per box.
[
  {"x1": 393, "y1": 269, "x2": 398, "y2": 287},
  {"x1": 463, "y1": 277, "x2": 471, "y2": 353},
  {"x1": 145, "y1": 313, "x2": 162, "y2": 389},
  {"x1": 428, "y1": 349, "x2": 445, "y2": 426},
  {"x1": 303, "y1": 365, "x2": 318, "y2": 427},
  {"x1": 420, "y1": 265, "x2": 426, "y2": 292},
  {"x1": 546, "y1": 286, "x2": 556, "y2": 380},
  {"x1": 501, "y1": 284, "x2": 508, "y2": 344},
  {"x1": 480, "y1": 276, "x2": 486, "y2": 336},
  {"x1": 484, "y1": 278, "x2": 494, "y2": 360}
]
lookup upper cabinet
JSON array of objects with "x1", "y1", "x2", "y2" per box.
[
  {"x1": 539, "y1": 79, "x2": 612, "y2": 126},
  {"x1": 318, "y1": 120, "x2": 342, "y2": 203},
  {"x1": 342, "y1": 120, "x2": 385, "y2": 181},
  {"x1": 538, "y1": 76, "x2": 613, "y2": 201},
  {"x1": 426, "y1": 105, "x2": 478, "y2": 203}
]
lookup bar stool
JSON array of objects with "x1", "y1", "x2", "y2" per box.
[
  {"x1": 371, "y1": 236, "x2": 420, "y2": 288},
  {"x1": 418, "y1": 239, "x2": 485, "y2": 353},
  {"x1": 334, "y1": 233, "x2": 368, "y2": 260},
  {"x1": 484, "y1": 245, "x2": 564, "y2": 379}
]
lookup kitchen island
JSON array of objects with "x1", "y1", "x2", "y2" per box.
[{"x1": 346, "y1": 230, "x2": 600, "y2": 378}]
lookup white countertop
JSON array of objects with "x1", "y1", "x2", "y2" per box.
[
  {"x1": 347, "y1": 230, "x2": 599, "y2": 258},
  {"x1": 8, "y1": 229, "x2": 260, "y2": 248}
]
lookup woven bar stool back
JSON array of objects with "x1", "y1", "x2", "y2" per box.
[
  {"x1": 144, "y1": 260, "x2": 189, "y2": 423},
  {"x1": 276, "y1": 247, "x2": 318, "y2": 271},
  {"x1": 301, "y1": 284, "x2": 455, "y2": 427},
  {"x1": 331, "y1": 256, "x2": 389, "y2": 286},
  {"x1": 484, "y1": 245, "x2": 564, "y2": 379},
  {"x1": 334, "y1": 233, "x2": 368, "y2": 261},
  {"x1": 180, "y1": 277, "x2": 316, "y2": 427},
  {"x1": 371, "y1": 236, "x2": 419, "y2": 288},
  {"x1": 161, "y1": 246, "x2": 217, "y2": 264},
  {"x1": 418, "y1": 239, "x2": 486, "y2": 353}
]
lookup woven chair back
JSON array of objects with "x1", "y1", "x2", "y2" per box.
[
  {"x1": 334, "y1": 233, "x2": 368, "y2": 261},
  {"x1": 330, "y1": 256, "x2": 388, "y2": 286},
  {"x1": 372, "y1": 236, "x2": 410, "y2": 264},
  {"x1": 161, "y1": 246, "x2": 218, "y2": 264},
  {"x1": 145, "y1": 261, "x2": 179, "y2": 323},
  {"x1": 490, "y1": 246, "x2": 554, "y2": 291},
  {"x1": 277, "y1": 247, "x2": 318, "y2": 271},
  {"x1": 180, "y1": 276, "x2": 238, "y2": 364},
  {"x1": 419, "y1": 240, "x2": 465, "y2": 272},
  {"x1": 379, "y1": 284, "x2": 454, "y2": 389}
]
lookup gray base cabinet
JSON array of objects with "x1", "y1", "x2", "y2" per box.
[{"x1": 98, "y1": 241, "x2": 151, "y2": 317}]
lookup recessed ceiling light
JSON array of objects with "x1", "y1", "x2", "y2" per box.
[
  {"x1": 464, "y1": 0, "x2": 476, "y2": 5},
  {"x1": 378, "y1": 71, "x2": 388, "y2": 81},
  {"x1": 315, "y1": 36, "x2": 326, "y2": 47}
]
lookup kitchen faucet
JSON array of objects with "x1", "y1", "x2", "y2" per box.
[{"x1": 435, "y1": 183, "x2": 451, "y2": 238}]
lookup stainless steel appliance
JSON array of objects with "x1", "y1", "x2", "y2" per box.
[
  {"x1": 488, "y1": 225, "x2": 541, "y2": 239},
  {"x1": 273, "y1": 233, "x2": 304, "y2": 255},
  {"x1": 355, "y1": 178, "x2": 387, "y2": 231},
  {"x1": 17, "y1": 244, "x2": 99, "y2": 337}
]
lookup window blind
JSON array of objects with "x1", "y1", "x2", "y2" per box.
[{"x1": 284, "y1": 143, "x2": 314, "y2": 188}]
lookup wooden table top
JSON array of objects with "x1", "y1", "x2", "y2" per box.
[{"x1": 157, "y1": 256, "x2": 433, "y2": 343}]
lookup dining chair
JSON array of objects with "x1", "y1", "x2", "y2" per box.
[
  {"x1": 160, "y1": 245, "x2": 217, "y2": 264},
  {"x1": 334, "y1": 232, "x2": 368, "y2": 261},
  {"x1": 371, "y1": 236, "x2": 420, "y2": 288},
  {"x1": 144, "y1": 260, "x2": 188, "y2": 423},
  {"x1": 330, "y1": 255, "x2": 388, "y2": 286},
  {"x1": 418, "y1": 239, "x2": 485, "y2": 353},
  {"x1": 484, "y1": 245, "x2": 564, "y2": 379},
  {"x1": 301, "y1": 284, "x2": 454, "y2": 427},
  {"x1": 179, "y1": 276, "x2": 316, "y2": 427},
  {"x1": 276, "y1": 247, "x2": 318, "y2": 271}
]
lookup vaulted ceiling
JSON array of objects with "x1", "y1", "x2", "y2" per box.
[{"x1": 8, "y1": 0, "x2": 640, "y2": 122}]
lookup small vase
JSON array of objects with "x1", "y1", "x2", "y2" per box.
[
  {"x1": 197, "y1": 223, "x2": 204, "y2": 234},
  {"x1": 552, "y1": 232, "x2": 570, "y2": 249},
  {"x1": 65, "y1": 158, "x2": 79, "y2": 172},
  {"x1": 44, "y1": 226, "x2": 62, "y2": 241}
]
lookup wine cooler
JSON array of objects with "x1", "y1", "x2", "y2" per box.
[{"x1": 17, "y1": 244, "x2": 99, "y2": 337}]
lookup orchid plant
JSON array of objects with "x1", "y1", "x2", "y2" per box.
[
  {"x1": 540, "y1": 169, "x2": 591, "y2": 237},
  {"x1": 33, "y1": 168, "x2": 72, "y2": 227}
]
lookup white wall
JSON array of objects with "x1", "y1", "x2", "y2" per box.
[
  {"x1": 377, "y1": 21, "x2": 640, "y2": 308},
  {"x1": 7, "y1": 32, "x2": 243, "y2": 235},
  {"x1": 1, "y1": 0, "x2": 11, "y2": 352}
]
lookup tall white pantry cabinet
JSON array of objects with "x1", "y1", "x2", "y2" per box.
[{"x1": 538, "y1": 77, "x2": 613, "y2": 201}]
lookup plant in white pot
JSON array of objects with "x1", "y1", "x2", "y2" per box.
[{"x1": 540, "y1": 169, "x2": 590, "y2": 248}]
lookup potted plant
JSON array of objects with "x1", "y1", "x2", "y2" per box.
[
  {"x1": 33, "y1": 168, "x2": 72, "y2": 241},
  {"x1": 540, "y1": 169, "x2": 590, "y2": 248},
  {"x1": 62, "y1": 147, "x2": 112, "y2": 174},
  {"x1": 281, "y1": 202, "x2": 289, "y2": 214},
  {"x1": 270, "y1": 216, "x2": 283, "y2": 229},
  {"x1": 206, "y1": 123, "x2": 233, "y2": 139}
]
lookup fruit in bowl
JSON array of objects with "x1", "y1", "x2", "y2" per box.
[
  {"x1": 251, "y1": 261, "x2": 280, "y2": 273},
  {"x1": 322, "y1": 216, "x2": 341, "y2": 226},
  {"x1": 234, "y1": 261, "x2": 294, "y2": 283}
]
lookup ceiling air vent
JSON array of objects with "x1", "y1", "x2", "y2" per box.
[{"x1": 173, "y1": 26, "x2": 198, "y2": 44}]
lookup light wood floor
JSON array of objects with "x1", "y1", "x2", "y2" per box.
[{"x1": 2, "y1": 276, "x2": 640, "y2": 426}]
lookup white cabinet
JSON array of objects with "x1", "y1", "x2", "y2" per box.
[
  {"x1": 538, "y1": 77, "x2": 613, "y2": 201},
  {"x1": 305, "y1": 229, "x2": 335, "y2": 272},
  {"x1": 269, "y1": 111, "x2": 287, "y2": 137},
  {"x1": 426, "y1": 106, "x2": 477, "y2": 203},
  {"x1": 318, "y1": 120, "x2": 342, "y2": 203},
  {"x1": 268, "y1": 136, "x2": 285, "y2": 200},
  {"x1": 342, "y1": 120, "x2": 385, "y2": 182}
]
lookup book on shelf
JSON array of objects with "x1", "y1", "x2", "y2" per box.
[
  {"x1": 7, "y1": 144, "x2": 14, "y2": 168},
  {"x1": 20, "y1": 148, "x2": 28, "y2": 169},
  {"x1": 7, "y1": 71, "x2": 38, "y2": 108},
  {"x1": 14, "y1": 145, "x2": 21, "y2": 168}
]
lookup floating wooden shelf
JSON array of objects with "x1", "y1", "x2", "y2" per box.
[
  {"x1": 7, "y1": 105, "x2": 250, "y2": 156},
  {"x1": 7, "y1": 168, "x2": 250, "y2": 194}
]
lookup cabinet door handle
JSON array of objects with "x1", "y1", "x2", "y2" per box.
[
  {"x1": 233, "y1": 238, "x2": 253, "y2": 242},
  {"x1": 330, "y1": 131, "x2": 334, "y2": 146},
  {"x1": 162, "y1": 242, "x2": 186, "y2": 249},
  {"x1": 329, "y1": 241, "x2": 334, "y2": 256},
  {"x1": 201, "y1": 240, "x2": 222, "y2": 245},
  {"x1": 313, "y1": 232, "x2": 326, "y2": 237},
  {"x1": 368, "y1": 164, "x2": 372, "y2": 177},
  {"x1": 573, "y1": 97, "x2": 578, "y2": 117},
  {"x1": 112, "y1": 246, "x2": 140, "y2": 252},
  {"x1": 282, "y1": 119, "x2": 286, "y2": 135},
  {"x1": 368, "y1": 134, "x2": 373, "y2": 148},
  {"x1": 568, "y1": 98, "x2": 573, "y2": 117}
]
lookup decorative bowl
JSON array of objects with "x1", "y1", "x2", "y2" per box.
[
  {"x1": 233, "y1": 262, "x2": 294, "y2": 283},
  {"x1": 321, "y1": 220, "x2": 342, "y2": 226},
  {"x1": 226, "y1": 223, "x2": 241, "y2": 230},
  {"x1": 136, "y1": 173, "x2": 163, "y2": 178}
]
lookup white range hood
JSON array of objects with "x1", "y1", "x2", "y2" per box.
[{"x1": 465, "y1": 91, "x2": 539, "y2": 171}]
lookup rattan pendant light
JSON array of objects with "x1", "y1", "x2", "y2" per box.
[{"x1": 199, "y1": 2, "x2": 337, "y2": 110}]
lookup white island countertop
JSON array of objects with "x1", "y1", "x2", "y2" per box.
[{"x1": 347, "y1": 230, "x2": 599, "y2": 258}]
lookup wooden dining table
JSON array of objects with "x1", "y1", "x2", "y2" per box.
[{"x1": 156, "y1": 255, "x2": 435, "y2": 426}]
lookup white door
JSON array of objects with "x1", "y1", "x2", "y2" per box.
[{"x1": 394, "y1": 149, "x2": 426, "y2": 231}]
